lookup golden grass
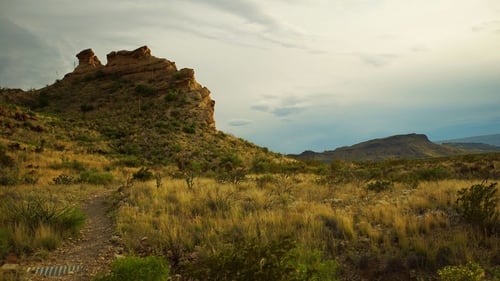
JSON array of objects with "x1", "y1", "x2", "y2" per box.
[{"x1": 113, "y1": 175, "x2": 500, "y2": 279}]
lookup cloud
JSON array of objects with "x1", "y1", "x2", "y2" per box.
[
  {"x1": 227, "y1": 119, "x2": 253, "y2": 126},
  {"x1": 250, "y1": 94, "x2": 310, "y2": 118},
  {"x1": 250, "y1": 104, "x2": 271, "y2": 112},
  {"x1": 188, "y1": 0, "x2": 279, "y2": 31},
  {"x1": 471, "y1": 20, "x2": 500, "y2": 33},
  {"x1": 0, "y1": 17, "x2": 64, "y2": 89},
  {"x1": 358, "y1": 53, "x2": 399, "y2": 67},
  {"x1": 184, "y1": 0, "x2": 316, "y2": 51},
  {"x1": 271, "y1": 107, "x2": 303, "y2": 117}
]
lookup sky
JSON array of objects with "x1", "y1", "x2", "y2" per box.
[{"x1": 1, "y1": 0, "x2": 499, "y2": 154}]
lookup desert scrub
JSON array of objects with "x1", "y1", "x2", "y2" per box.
[
  {"x1": 79, "y1": 170, "x2": 114, "y2": 185},
  {"x1": 132, "y1": 167, "x2": 154, "y2": 181},
  {"x1": 94, "y1": 256, "x2": 169, "y2": 281},
  {"x1": 456, "y1": 182, "x2": 499, "y2": 234},
  {"x1": 437, "y1": 261, "x2": 485, "y2": 281},
  {"x1": 0, "y1": 195, "x2": 86, "y2": 254},
  {"x1": 183, "y1": 236, "x2": 338, "y2": 281}
]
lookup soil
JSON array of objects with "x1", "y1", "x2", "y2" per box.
[{"x1": 23, "y1": 191, "x2": 119, "y2": 281}]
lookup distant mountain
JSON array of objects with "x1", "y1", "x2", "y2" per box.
[
  {"x1": 437, "y1": 134, "x2": 500, "y2": 147},
  {"x1": 441, "y1": 142, "x2": 500, "y2": 153},
  {"x1": 290, "y1": 133, "x2": 464, "y2": 162}
]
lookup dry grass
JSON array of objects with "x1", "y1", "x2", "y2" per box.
[{"x1": 113, "y1": 176, "x2": 500, "y2": 279}]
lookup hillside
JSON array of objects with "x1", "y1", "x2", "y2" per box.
[
  {"x1": 438, "y1": 133, "x2": 500, "y2": 147},
  {"x1": 291, "y1": 133, "x2": 465, "y2": 162},
  {"x1": 443, "y1": 142, "x2": 500, "y2": 153},
  {"x1": 0, "y1": 46, "x2": 277, "y2": 173}
]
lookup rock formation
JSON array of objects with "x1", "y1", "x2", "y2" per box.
[
  {"x1": 63, "y1": 45, "x2": 216, "y2": 129},
  {"x1": 73, "y1": 49, "x2": 103, "y2": 74}
]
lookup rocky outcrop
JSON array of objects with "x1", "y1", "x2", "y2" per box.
[
  {"x1": 73, "y1": 49, "x2": 103, "y2": 74},
  {"x1": 62, "y1": 46, "x2": 216, "y2": 129}
]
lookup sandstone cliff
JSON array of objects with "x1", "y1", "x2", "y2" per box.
[{"x1": 61, "y1": 46, "x2": 215, "y2": 130}]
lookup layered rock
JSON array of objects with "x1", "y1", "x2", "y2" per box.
[
  {"x1": 63, "y1": 46, "x2": 216, "y2": 129},
  {"x1": 73, "y1": 49, "x2": 103, "y2": 74}
]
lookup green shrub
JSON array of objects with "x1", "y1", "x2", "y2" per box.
[
  {"x1": 2, "y1": 196, "x2": 86, "y2": 235},
  {"x1": 0, "y1": 228, "x2": 10, "y2": 260},
  {"x1": 366, "y1": 180, "x2": 393, "y2": 192},
  {"x1": 94, "y1": 256, "x2": 169, "y2": 281},
  {"x1": 456, "y1": 182, "x2": 499, "y2": 234},
  {"x1": 413, "y1": 167, "x2": 452, "y2": 181},
  {"x1": 185, "y1": 236, "x2": 299, "y2": 281},
  {"x1": 438, "y1": 261, "x2": 485, "y2": 281},
  {"x1": 132, "y1": 167, "x2": 154, "y2": 181},
  {"x1": 182, "y1": 236, "x2": 337, "y2": 281},
  {"x1": 52, "y1": 174, "x2": 76, "y2": 185},
  {"x1": 164, "y1": 89, "x2": 179, "y2": 102},
  {"x1": 49, "y1": 158, "x2": 87, "y2": 171},
  {"x1": 292, "y1": 248, "x2": 338, "y2": 281},
  {"x1": 80, "y1": 170, "x2": 114, "y2": 185},
  {"x1": 135, "y1": 84, "x2": 156, "y2": 96}
]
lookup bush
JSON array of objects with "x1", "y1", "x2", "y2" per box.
[
  {"x1": 80, "y1": 170, "x2": 114, "y2": 185},
  {"x1": 456, "y1": 182, "x2": 499, "y2": 234},
  {"x1": 0, "y1": 228, "x2": 9, "y2": 260},
  {"x1": 132, "y1": 167, "x2": 154, "y2": 181},
  {"x1": 52, "y1": 174, "x2": 77, "y2": 185},
  {"x1": 366, "y1": 180, "x2": 393, "y2": 192},
  {"x1": 438, "y1": 261, "x2": 485, "y2": 281},
  {"x1": 135, "y1": 84, "x2": 156, "y2": 96},
  {"x1": 182, "y1": 236, "x2": 337, "y2": 281},
  {"x1": 3, "y1": 196, "x2": 86, "y2": 235},
  {"x1": 413, "y1": 167, "x2": 452, "y2": 181},
  {"x1": 94, "y1": 256, "x2": 169, "y2": 281},
  {"x1": 185, "y1": 236, "x2": 299, "y2": 281}
]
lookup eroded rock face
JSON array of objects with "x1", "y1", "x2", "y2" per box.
[
  {"x1": 106, "y1": 45, "x2": 151, "y2": 64},
  {"x1": 63, "y1": 46, "x2": 216, "y2": 130},
  {"x1": 74, "y1": 48, "x2": 103, "y2": 74}
]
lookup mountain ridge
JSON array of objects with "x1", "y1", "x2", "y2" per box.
[
  {"x1": 290, "y1": 133, "x2": 466, "y2": 162},
  {"x1": 437, "y1": 133, "x2": 500, "y2": 147}
]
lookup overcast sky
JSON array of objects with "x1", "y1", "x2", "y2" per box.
[{"x1": 1, "y1": 0, "x2": 499, "y2": 153}]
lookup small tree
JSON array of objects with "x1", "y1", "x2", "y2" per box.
[{"x1": 456, "y1": 182, "x2": 499, "y2": 234}]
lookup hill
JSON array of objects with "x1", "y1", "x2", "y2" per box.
[
  {"x1": 0, "y1": 46, "x2": 278, "y2": 173},
  {"x1": 442, "y1": 142, "x2": 500, "y2": 153},
  {"x1": 290, "y1": 133, "x2": 464, "y2": 162},
  {"x1": 438, "y1": 133, "x2": 500, "y2": 146}
]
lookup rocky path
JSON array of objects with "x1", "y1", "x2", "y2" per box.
[{"x1": 23, "y1": 192, "x2": 119, "y2": 281}]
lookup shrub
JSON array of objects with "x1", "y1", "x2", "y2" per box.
[
  {"x1": 0, "y1": 228, "x2": 9, "y2": 260},
  {"x1": 164, "y1": 89, "x2": 179, "y2": 102},
  {"x1": 132, "y1": 167, "x2": 154, "y2": 181},
  {"x1": 52, "y1": 174, "x2": 76, "y2": 185},
  {"x1": 437, "y1": 261, "x2": 485, "y2": 281},
  {"x1": 80, "y1": 170, "x2": 114, "y2": 185},
  {"x1": 184, "y1": 236, "x2": 337, "y2": 281},
  {"x1": 94, "y1": 256, "x2": 169, "y2": 281},
  {"x1": 185, "y1": 236, "x2": 299, "y2": 281},
  {"x1": 135, "y1": 84, "x2": 156, "y2": 96},
  {"x1": 456, "y1": 182, "x2": 499, "y2": 234},
  {"x1": 413, "y1": 167, "x2": 452, "y2": 181},
  {"x1": 366, "y1": 180, "x2": 393, "y2": 192},
  {"x1": 292, "y1": 248, "x2": 338, "y2": 281},
  {"x1": 3, "y1": 196, "x2": 86, "y2": 235}
]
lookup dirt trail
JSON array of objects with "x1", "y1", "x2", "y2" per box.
[{"x1": 24, "y1": 192, "x2": 119, "y2": 281}]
